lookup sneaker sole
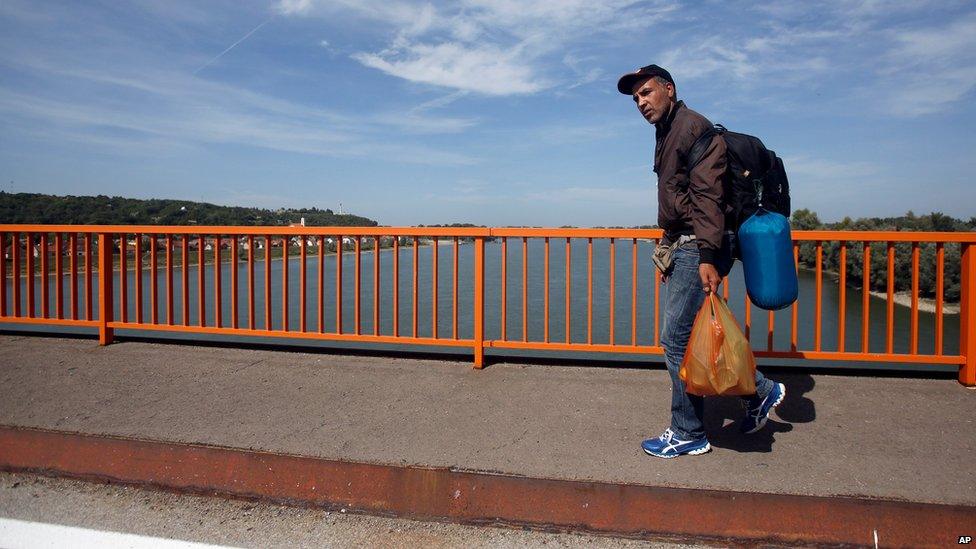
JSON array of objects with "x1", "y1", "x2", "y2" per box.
[
  {"x1": 743, "y1": 383, "x2": 787, "y2": 435},
  {"x1": 642, "y1": 443, "x2": 711, "y2": 459}
]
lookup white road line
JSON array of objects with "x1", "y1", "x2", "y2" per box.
[{"x1": 0, "y1": 517, "x2": 240, "y2": 549}]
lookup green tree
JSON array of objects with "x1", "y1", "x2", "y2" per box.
[
  {"x1": 790, "y1": 208, "x2": 821, "y2": 230},
  {"x1": 0, "y1": 192, "x2": 379, "y2": 227},
  {"x1": 788, "y1": 209, "x2": 971, "y2": 303}
]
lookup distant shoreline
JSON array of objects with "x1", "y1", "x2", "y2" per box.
[
  {"x1": 867, "y1": 289, "x2": 959, "y2": 315},
  {"x1": 799, "y1": 266, "x2": 958, "y2": 315},
  {"x1": 10, "y1": 240, "x2": 961, "y2": 316},
  {"x1": 5, "y1": 238, "x2": 459, "y2": 279}
]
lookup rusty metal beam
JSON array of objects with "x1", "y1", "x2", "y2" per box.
[{"x1": 0, "y1": 425, "x2": 969, "y2": 548}]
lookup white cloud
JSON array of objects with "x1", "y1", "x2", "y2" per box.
[
  {"x1": 353, "y1": 42, "x2": 542, "y2": 96},
  {"x1": 881, "y1": 13, "x2": 976, "y2": 115},
  {"x1": 279, "y1": 0, "x2": 676, "y2": 95},
  {"x1": 891, "y1": 13, "x2": 976, "y2": 59},
  {"x1": 275, "y1": 0, "x2": 312, "y2": 16},
  {"x1": 409, "y1": 90, "x2": 469, "y2": 113},
  {"x1": 0, "y1": 57, "x2": 478, "y2": 164},
  {"x1": 650, "y1": 2, "x2": 976, "y2": 117},
  {"x1": 563, "y1": 53, "x2": 604, "y2": 90},
  {"x1": 660, "y1": 40, "x2": 758, "y2": 82}
]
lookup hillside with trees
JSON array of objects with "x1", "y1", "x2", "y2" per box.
[
  {"x1": 3, "y1": 193, "x2": 973, "y2": 303},
  {"x1": 791, "y1": 209, "x2": 975, "y2": 303},
  {"x1": 0, "y1": 192, "x2": 377, "y2": 227}
]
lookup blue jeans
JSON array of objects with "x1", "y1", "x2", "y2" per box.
[{"x1": 660, "y1": 236, "x2": 774, "y2": 441}]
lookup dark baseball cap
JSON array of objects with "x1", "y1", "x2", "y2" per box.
[{"x1": 617, "y1": 64, "x2": 674, "y2": 95}]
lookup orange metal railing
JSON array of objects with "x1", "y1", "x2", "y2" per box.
[{"x1": 1, "y1": 225, "x2": 974, "y2": 385}]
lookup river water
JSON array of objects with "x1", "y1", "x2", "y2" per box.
[{"x1": 6, "y1": 239, "x2": 961, "y2": 371}]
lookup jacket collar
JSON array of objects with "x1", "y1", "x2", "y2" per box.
[{"x1": 655, "y1": 99, "x2": 684, "y2": 135}]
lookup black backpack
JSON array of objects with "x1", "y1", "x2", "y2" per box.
[{"x1": 687, "y1": 124, "x2": 791, "y2": 231}]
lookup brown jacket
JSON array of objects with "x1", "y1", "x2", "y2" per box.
[{"x1": 654, "y1": 100, "x2": 726, "y2": 265}]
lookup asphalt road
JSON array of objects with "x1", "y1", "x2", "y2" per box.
[{"x1": 0, "y1": 473, "x2": 700, "y2": 548}]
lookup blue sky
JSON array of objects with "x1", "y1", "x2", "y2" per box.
[{"x1": 1, "y1": 0, "x2": 975, "y2": 226}]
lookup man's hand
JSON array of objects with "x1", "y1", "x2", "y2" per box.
[{"x1": 699, "y1": 263, "x2": 721, "y2": 294}]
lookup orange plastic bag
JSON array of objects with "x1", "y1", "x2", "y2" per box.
[{"x1": 678, "y1": 293, "x2": 757, "y2": 396}]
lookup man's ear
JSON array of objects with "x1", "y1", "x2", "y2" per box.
[{"x1": 666, "y1": 82, "x2": 675, "y2": 100}]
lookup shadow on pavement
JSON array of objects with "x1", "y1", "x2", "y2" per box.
[{"x1": 704, "y1": 373, "x2": 816, "y2": 453}]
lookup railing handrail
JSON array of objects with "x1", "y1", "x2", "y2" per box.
[
  {"x1": 2, "y1": 224, "x2": 975, "y2": 243},
  {"x1": 488, "y1": 228, "x2": 661, "y2": 238},
  {"x1": 0, "y1": 224, "x2": 491, "y2": 237},
  {"x1": 791, "y1": 230, "x2": 976, "y2": 242},
  {"x1": 1, "y1": 224, "x2": 973, "y2": 386}
]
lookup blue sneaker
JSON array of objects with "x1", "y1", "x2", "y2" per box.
[
  {"x1": 741, "y1": 382, "x2": 786, "y2": 434},
  {"x1": 641, "y1": 428, "x2": 711, "y2": 459}
]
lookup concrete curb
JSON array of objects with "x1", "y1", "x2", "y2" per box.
[{"x1": 0, "y1": 425, "x2": 970, "y2": 548}]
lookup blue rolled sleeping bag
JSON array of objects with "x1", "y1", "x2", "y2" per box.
[{"x1": 738, "y1": 209, "x2": 798, "y2": 310}]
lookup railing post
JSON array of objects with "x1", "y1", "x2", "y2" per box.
[
  {"x1": 960, "y1": 243, "x2": 975, "y2": 387},
  {"x1": 98, "y1": 233, "x2": 114, "y2": 345},
  {"x1": 473, "y1": 235, "x2": 485, "y2": 369}
]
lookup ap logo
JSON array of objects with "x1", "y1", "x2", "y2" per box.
[{"x1": 960, "y1": 536, "x2": 973, "y2": 544}]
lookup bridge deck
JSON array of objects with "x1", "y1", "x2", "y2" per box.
[{"x1": 1, "y1": 333, "x2": 972, "y2": 507}]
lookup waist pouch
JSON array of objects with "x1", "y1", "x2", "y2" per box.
[{"x1": 652, "y1": 235, "x2": 696, "y2": 274}]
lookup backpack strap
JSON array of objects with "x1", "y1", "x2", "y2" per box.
[{"x1": 686, "y1": 124, "x2": 725, "y2": 172}]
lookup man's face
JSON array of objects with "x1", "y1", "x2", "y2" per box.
[{"x1": 632, "y1": 77, "x2": 674, "y2": 124}]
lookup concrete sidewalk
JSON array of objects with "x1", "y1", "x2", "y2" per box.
[{"x1": 0, "y1": 334, "x2": 973, "y2": 506}]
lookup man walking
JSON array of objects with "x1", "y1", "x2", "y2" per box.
[{"x1": 617, "y1": 64, "x2": 786, "y2": 458}]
